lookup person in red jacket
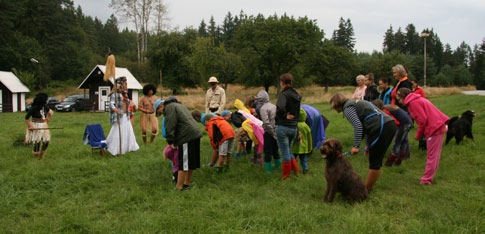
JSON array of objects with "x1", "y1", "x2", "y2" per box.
[
  {"x1": 397, "y1": 88, "x2": 449, "y2": 185},
  {"x1": 412, "y1": 79, "x2": 426, "y2": 98},
  {"x1": 205, "y1": 116, "x2": 236, "y2": 172}
]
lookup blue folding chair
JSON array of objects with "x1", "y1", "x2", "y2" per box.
[{"x1": 83, "y1": 124, "x2": 108, "y2": 156}]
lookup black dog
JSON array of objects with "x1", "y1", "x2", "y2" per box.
[
  {"x1": 446, "y1": 110, "x2": 475, "y2": 145},
  {"x1": 320, "y1": 138, "x2": 368, "y2": 203}
]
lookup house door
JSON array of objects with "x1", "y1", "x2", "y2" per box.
[{"x1": 98, "y1": 87, "x2": 110, "y2": 111}]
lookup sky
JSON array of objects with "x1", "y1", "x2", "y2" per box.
[{"x1": 73, "y1": 0, "x2": 485, "y2": 53}]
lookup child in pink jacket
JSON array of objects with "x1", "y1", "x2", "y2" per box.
[{"x1": 397, "y1": 88, "x2": 449, "y2": 185}]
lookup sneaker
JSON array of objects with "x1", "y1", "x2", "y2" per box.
[{"x1": 420, "y1": 181, "x2": 432, "y2": 185}]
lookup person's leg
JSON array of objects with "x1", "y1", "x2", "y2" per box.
[
  {"x1": 150, "y1": 115, "x2": 158, "y2": 144},
  {"x1": 224, "y1": 139, "x2": 234, "y2": 171},
  {"x1": 140, "y1": 113, "x2": 147, "y2": 144},
  {"x1": 300, "y1": 154, "x2": 308, "y2": 173},
  {"x1": 209, "y1": 150, "x2": 218, "y2": 166},
  {"x1": 420, "y1": 133, "x2": 445, "y2": 184},
  {"x1": 272, "y1": 137, "x2": 281, "y2": 169},
  {"x1": 39, "y1": 141, "x2": 49, "y2": 159},
  {"x1": 184, "y1": 170, "x2": 193, "y2": 187},
  {"x1": 367, "y1": 121, "x2": 396, "y2": 190},
  {"x1": 33, "y1": 142, "x2": 41, "y2": 158},
  {"x1": 176, "y1": 170, "x2": 187, "y2": 190},
  {"x1": 276, "y1": 125, "x2": 298, "y2": 179},
  {"x1": 365, "y1": 169, "x2": 382, "y2": 191}
]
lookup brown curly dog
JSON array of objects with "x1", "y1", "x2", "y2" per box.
[{"x1": 320, "y1": 138, "x2": 368, "y2": 203}]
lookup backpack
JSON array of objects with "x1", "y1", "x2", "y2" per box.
[{"x1": 230, "y1": 111, "x2": 246, "y2": 128}]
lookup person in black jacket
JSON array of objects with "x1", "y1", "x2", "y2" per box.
[
  {"x1": 363, "y1": 73, "x2": 379, "y2": 101},
  {"x1": 275, "y1": 73, "x2": 302, "y2": 179}
]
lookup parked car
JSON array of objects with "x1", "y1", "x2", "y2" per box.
[
  {"x1": 25, "y1": 97, "x2": 60, "y2": 112},
  {"x1": 55, "y1": 95, "x2": 90, "y2": 112}
]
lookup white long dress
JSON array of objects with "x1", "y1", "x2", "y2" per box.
[{"x1": 106, "y1": 114, "x2": 139, "y2": 156}]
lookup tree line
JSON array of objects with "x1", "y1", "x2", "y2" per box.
[{"x1": 1, "y1": 0, "x2": 484, "y2": 94}]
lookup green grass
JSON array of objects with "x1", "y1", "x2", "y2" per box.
[{"x1": 1, "y1": 94, "x2": 484, "y2": 233}]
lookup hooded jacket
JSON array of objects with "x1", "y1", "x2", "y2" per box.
[
  {"x1": 276, "y1": 87, "x2": 301, "y2": 126},
  {"x1": 404, "y1": 93, "x2": 449, "y2": 138},
  {"x1": 301, "y1": 104, "x2": 326, "y2": 149},
  {"x1": 205, "y1": 116, "x2": 235, "y2": 149},
  {"x1": 163, "y1": 101, "x2": 202, "y2": 146},
  {"x1": 291, "y1": 108, "x2": 312, "y2": 154},
  {"x1": 255, "y1": 90, "x2": 277, "y2": 137}
]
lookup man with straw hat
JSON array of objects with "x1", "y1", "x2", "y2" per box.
[{"x1": 205, "y1": 76, "x2": 226, "y2": 115}]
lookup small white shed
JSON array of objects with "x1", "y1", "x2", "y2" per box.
[
  {"x1": 78, "y1": 65, "x2": 143, "y2": 111},
  {"x1": 0, "y1": 71, "x2": 30, "y2": 112}
]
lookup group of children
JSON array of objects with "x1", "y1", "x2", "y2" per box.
[{"x1": 161, "y1": 90, "x2": 328, "y2": 180}]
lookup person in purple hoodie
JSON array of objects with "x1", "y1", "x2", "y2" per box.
[{"x1": 396, "y1": 88, "x2": 449, "y2": 185}]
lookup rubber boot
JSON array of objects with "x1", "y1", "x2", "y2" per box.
[
  {"x1": 215, "y1": 166, "x2": 224, "y2": 173},
  {"x1": 256, "y1": 157, "x2": 263, "y2": 167},
  {"x1": 264, "y1": 162, "x2": 272, "y2": 173},
  {"x1": 281, "y1": 161, "x2": 291, "y2": 180},
  {"x1": 385, "y1": 153, "x2": 397, "y2": 167},
  {"x1": 365, "y1": 169, "x2": 382, "y2": 192},
  {"x1": 290, "y1": 158, "x2": 300, "y2": 177},
  {"x1": 274, "y1": 159, "x2": 281, "y2": 170},
  {"x1": 394, "y1": 153, "x2": 405, "y2": 166}
]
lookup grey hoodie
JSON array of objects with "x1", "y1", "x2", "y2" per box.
[{"x1": 256, "y1": 90, "x2": 277, "y2": 137}]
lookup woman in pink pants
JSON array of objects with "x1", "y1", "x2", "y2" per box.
[{"x1": 397, "y1": 88, "x2": 449, "y2": 185}]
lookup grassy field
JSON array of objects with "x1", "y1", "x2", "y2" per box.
[{"x1": 1, "y1": 88, "x2": 484, "y2": 233}]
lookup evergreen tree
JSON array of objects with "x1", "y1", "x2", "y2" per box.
[{"x1": 331, "y1": 17, "x2": 355, "y2": 52}]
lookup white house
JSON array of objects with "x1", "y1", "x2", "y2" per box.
[
  {"x1": 0, "y1": 71, "x2": 30, "y2": 112},
  {"x1": 78, "y1": 65, "x2": 143, "y2": 111}
]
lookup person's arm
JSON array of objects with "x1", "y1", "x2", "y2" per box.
[
  {"x1": 343, "y1": 105, "x2": 364, "y2": 150},
  {"x1": 217, "y1": 88, "x2": 226, "y2": 114},
  {"x1": 275, "y1": 93, "x2": 287, "y2": 119},
  {"x1": 25, "y1": 110, "x2": 33, "y2": 130},
  {"x1": 164, "y1": 105, "x2": 178, "y2": 145},
  {"x1": 205, "y1": 90, "x2": 211, "y2": 113}
]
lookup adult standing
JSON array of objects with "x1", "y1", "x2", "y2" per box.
[
  {"x1": 412, "y1": 79, "x2": 426, "y2": 98},
  {"x1": 378, "y1": 77, "x2": 393, "y2": 105},
  {"x1": 363, "y1": 73, "x2": 379, "y2": 101},
  {"x1": 106, "y1": 77, "x2": 139, "y2": 156},
  {"x1": 329, "y1": 93, "x2": 397, "y2": 191},
  {"x1": 25, "y1": 93, "x2": 53, "y2": 159},
  {"x1": 390, "y1": 64, "x2": 412, "y2": 107},
  {"x1": 138, "y1": 84, "x2": 158, "y2": 144},
  {"x1": 155, "y1": 96, "x2": 202, "y2": 191},
  {"x1": 205, "y1": 76, "x2": 226, "y2": 115},
  {"x1": 275, "y1": 73, "x2": 302, "y2": 179},
  {"x1": 351, "y1": 75, "x2": 367, "y2": 100},
  {"x1": 397, "y1": 88, "x2": 449, "y2": 185}
]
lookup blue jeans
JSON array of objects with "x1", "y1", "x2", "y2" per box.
[
  {"x1": 295, "y1": 154, "x2": 308, "y2": 170},
  {"x1": 276, "y1": 125, "x2": 298, "y2": 162}
]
